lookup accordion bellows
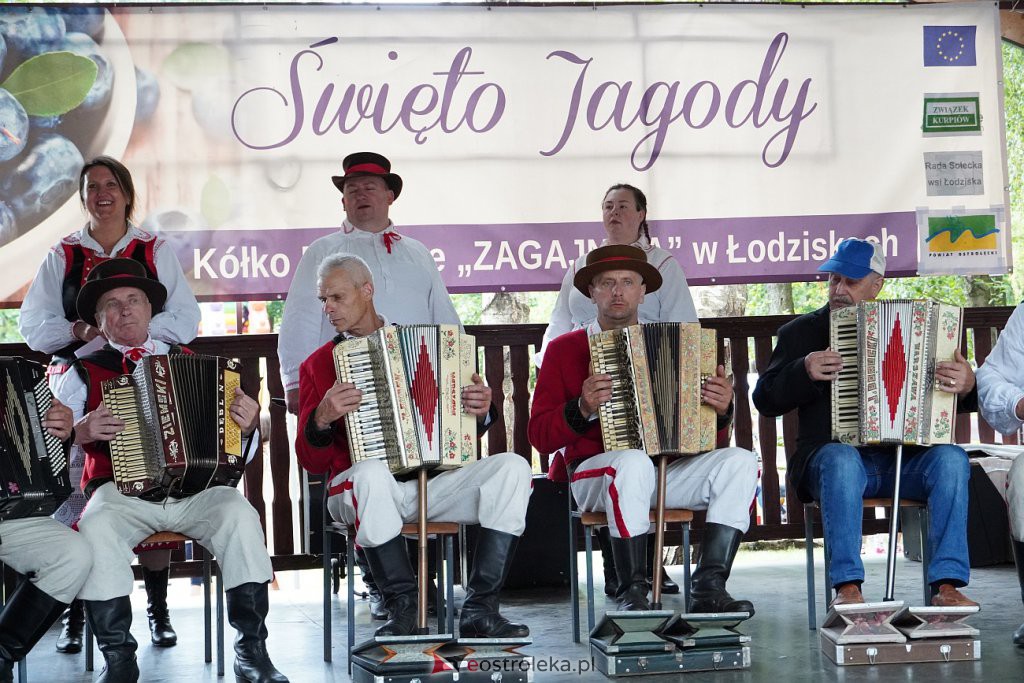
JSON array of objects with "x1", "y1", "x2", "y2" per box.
[
  {"x1": 830, "y1": 299, "x2": 963, "y2": 445},
  {"x1": 333, "y1": 325, "x2": 477, "y2": 475},
  {"x1": 102, "y1": 355, "x2": 244, "y2": 499},
  {"x1": 0, "y1": 357, "x2": 72, "y2": 519},
  {"x1": 588, "y1": 323, "x2": 718, "y2": 455}
]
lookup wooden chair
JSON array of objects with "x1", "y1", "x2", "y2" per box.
[
  {"x1": 568, "y1": 499, "x2": 694, "y2": 643},
  {"x1": 84, "y1": 532, "x2": 224, "y2": 676},
  {"x1": 320, "y1": 494, "x2": 458, "y2": 672},
  {"x1": 803, "y1": 498, "x2": 929, "y2": 629}
]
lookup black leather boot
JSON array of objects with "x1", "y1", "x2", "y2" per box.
[
  {"x1": 405, "y1": 537, "x2": 441, "y2": 617},
  {"x1": 609, "y1": 534, "x2": 651, "y2": 611},
  {"x1": 1013, "y1": 540, "x2": 1024, "y2": 647},
  {"x1": 596, "y1": 527, "x2": 618, "y2": 597},
  {"x1": 354, "y1": 548, "x2": 388, "y2": 621},
  {"x1": 459, "y1": 529, "x2": 529, "y2": 638},
  {"x1": 85, "y1": 597, "x2": 139, "y2": 683},
  {"x1": 142, "y1": 567, "x2": 177, "y2": 647},
  {"x1": 688, "y1": 523, "x2": 754, "y2": 615},
  {"x1": 0, "y1": 580, "x2": 67, "y2": 682},
  {"x1": 225, "y1": 582, "x2": 288, "y2": 683},
  {"x1": 55, "y1": 598, "x2": 85, "y2": 653},
  {"x1": 646, "y1": 534, "x2": 679, "y2": 595},
  {"x1": 362, "y1": 536, "x2": 419, "y2": 637}
]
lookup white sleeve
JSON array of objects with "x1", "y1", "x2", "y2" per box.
[
  {"x1": 535, "y1": 267, "x2": 576, "y2": 367},
  {"x1": 148, "y1": 239, "x2": 201, "y2": 345},
  {"x1": 51, "y1": 367, "x2": 88, "y2": 423},
  {"x1": 424, "y1": 252, "x2": 462, "y2": 328},
  {"x1": 977, "y1": 304, "x2": 1024, "y2": 436},
  {"x1": 18, "y1": 246, "x2": 77, "y2": 353},
  {"x1": 277, "y1": 244, "x2": 327, "y2": 391},
  {"x1": 654, "y1": 255, "x2": 698, "y2": 323}
]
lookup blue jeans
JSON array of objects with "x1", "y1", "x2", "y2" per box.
[{"x1": 805, "y1": 442, "x2": 970, "y2": 589}]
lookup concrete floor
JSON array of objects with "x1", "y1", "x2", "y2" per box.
[{"x1": 18, "y1": 545, "x2": 1024, "y2": 682}]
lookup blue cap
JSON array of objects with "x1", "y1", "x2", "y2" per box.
[{"x1": 818, "y1": 238, "x2": 886, "y2": 279}]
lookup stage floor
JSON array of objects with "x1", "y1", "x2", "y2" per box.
[{"x1": 19, "y1": 546, "x2": 1024, "y2": 682}]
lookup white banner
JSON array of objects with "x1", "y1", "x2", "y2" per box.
[{"x1": 0, "y1": 2, "x2": 1010, "y2": 300}]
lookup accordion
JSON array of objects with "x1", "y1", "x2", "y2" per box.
[
  {"x1": 101, "y1": 354, "x2": 245, "y2": 500},
  {"x1": 333, "y1": 325, "x2": 477, "y2": 475},
  {"x1": 0, "y1": 357, "x2": 72, "y2": 519},
  {"x1": 588, "y1": 323, "x2": 718, "y2": 455},
  {"x1": 830, "y1": 299, "x2": 963, "y2": 446}
]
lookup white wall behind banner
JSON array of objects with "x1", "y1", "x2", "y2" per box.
[{"x1": 0, "y1": 2, "x2": 1010, "y2": 301}]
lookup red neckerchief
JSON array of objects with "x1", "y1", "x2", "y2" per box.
[{"x1": 382, "y1": 231, "x2": 401, "y2": 254}]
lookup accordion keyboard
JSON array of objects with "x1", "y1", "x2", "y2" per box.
[
  {"x1": 335, "y1": 342, "x2": 397, "y2": 463},
  {"x1": 830, "y1": 312, "x2": 860, "y2": 439},
  {"x1": 104, "y1": 383, "x2": 152, "y2": 485},
  {"x1": 590, "y1": 334, "x2": 641, "y2": 451}
]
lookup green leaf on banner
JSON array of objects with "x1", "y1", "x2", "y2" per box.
[
  {"x1": 0, "y1": 52, "x2": 98, "y2": 117},
  {"x1": 163, "y1": 43, "x2": 230, "y2": 92},
  {"x1": 201, "y1": 175, "x2": 231, "y2": 228}
]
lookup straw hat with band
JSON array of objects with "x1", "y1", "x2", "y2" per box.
[
  {"x1": 76, "y1": 258, "x2": 168, "y2": 326},
  {"x1": 573, "y1": 244, "x2": 663, "y2": 297},
  {"x1": 330, "y1": 151, "x2": 403, "y2": 199}
]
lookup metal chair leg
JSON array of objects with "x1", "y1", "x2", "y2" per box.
[
  {"x1": 346, "y1": 532, "x2": 356, "y2": 675},
  {"x1": 804, "y1": 503, "x2": 816, "y2": 629},
  {"x1": 822, "y1": 528, "x2": 833, "y2": 618},
  {"x1": 85, "y1": 620, "x2": 93, "y2": 672},
  {"x1": 203, "y1": 549, "x2": 212, "y2": 664},
  {"x1": 323, "y1": 522, "x2": 332, "y2": 662},
  {"x1": 445, "y1": 535, "x2": 455, "y2": 635},
  {"x1": 568, "y1": 499, "x2": 580, "y2": 644},
  {"x1": 682, "y1": 522, "x2": 692, "y2": 608},
  {"x1": 435, "y1": 535, "x2": 445, "y2": 633},
  {"x1": 920, "y1": 507, "x2": 931, "y2": 605},
  {"x1": 216, "y1": 565, "x2": 224, "y2": 677},
  {"x1": 584, "y1": 525, "x2": 595, "y2": 636}
]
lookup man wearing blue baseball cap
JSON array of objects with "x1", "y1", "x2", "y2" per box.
[{"x1": 752, "y1": 238, "x2": 979, "y2": 608}]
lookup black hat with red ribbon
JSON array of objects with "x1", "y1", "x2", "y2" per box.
[{"x1": 331, "y1": 152, "x2": 403, "y2": 198}]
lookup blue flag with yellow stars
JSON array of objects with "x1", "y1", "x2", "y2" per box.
[{"x1": 923, "y1": 26, "x2": 977, "y2": 67}]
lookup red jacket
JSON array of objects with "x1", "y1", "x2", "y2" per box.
[
  {"x1": 529, "y1": 328, "x2": 731, "y2": 482},
  {"x1": 295, "y1": 340, "x2": 353, "y2": 480}
]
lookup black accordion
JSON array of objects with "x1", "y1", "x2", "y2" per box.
[
  {"x1": 0, "y1": 357, "x2": 72, "y2": 519},
  {"x1": 101, "y1": 354, "x2": 245, "y2": 500}
]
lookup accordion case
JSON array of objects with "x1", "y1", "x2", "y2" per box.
[
  {"x1": 101, "y1": 355, "x2": 244, "y2": 500},
  {"x1": 0, "y1": 357, "x2": 72, "y2": 519},
  {"x1": 830, "y1": 299, "x2": 963, "y2": 446},
  {"x1": 588, "y1": 323, "x2": 717, "y2": 456},
  {"x1": 333, "y1": 325, "x2": 477, "y2": 475}
]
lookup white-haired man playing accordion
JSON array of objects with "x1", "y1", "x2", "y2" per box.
[
  {"x1": 295, "y1": 253, "x2": 532, "y2": 639},
  {"x1": 529, "y1": 244, "x2": 759, "y2": 614},
  {"x1": 51, "y1": 258, "x2": 287, "y2": 683},
  {"x1": 753, "y1": 238, "x2": 978, "y2": 609}
]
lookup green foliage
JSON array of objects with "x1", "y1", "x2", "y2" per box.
[
  {"x1": 266, "y1": 300, "x2": 284, "y2": 332},
  {"x1": 2, "y1": 52, "x2": 97, "y2": 116},
  {"x1": 0, "y1": 310, "x2": 21, "y2": 343}
]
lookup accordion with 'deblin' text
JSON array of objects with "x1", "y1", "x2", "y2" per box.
[
  {"x1": 333, "y1": 325, "x2": 478, "y2": 475},
  {"x1": 0, "y1": 357, "x2": 72, "y2": 520},
  {"x1": 588, "y1": 322, "x2": 719, "y2": 456},
  {"x1": 101, "y1": 354, "x2": 245, "y2": 500},
  {"x1": 830, "y1": 299, "x2": 963, "y2": 446}
]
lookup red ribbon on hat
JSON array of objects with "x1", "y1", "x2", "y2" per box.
[
  {"x1": 346, "y1": 162, "x2": 388, "y2": 175},
  {"x1": 382, "y1": 231, "x2": 402, "y2": 254}
]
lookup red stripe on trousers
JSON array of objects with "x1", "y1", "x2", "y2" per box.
[{"x1": 570, "y1": 466, "x2": 630, "y2": 538}]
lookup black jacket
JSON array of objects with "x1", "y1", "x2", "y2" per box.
[{"x1": 752, "y1": 304, "x2": 977, "y2": 503}]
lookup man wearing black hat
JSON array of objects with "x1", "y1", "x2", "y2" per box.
[
  {"x1": 0, "y1": 398, "x2": 92, "y2": 682},
  {"x1": 278, "y1": 151, "x2": 460, "y2": 416},
  {"x1": 529, "y1": 245, "x2": 759, "y2": 613},
  {"x1": 51, "y1": 258, "x2": 288, "y2": 683},
  {"x1": 753, "y1": 238, "x2": 978, "y2": 609}
]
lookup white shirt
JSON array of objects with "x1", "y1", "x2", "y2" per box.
[
  {"x1": 19, "y1": 224, "x2": 200, "y2": 353},
  {"x1": 977, "y1": 302, "x2": 1024, "y2": 436},
  {"x1": 537, "y1": 236, "x2": 698, "y2": 365},
  {"x1": 277, "y1": 220, "x2": 461, "y2": 391},
  {"x1": 52, "y1": 337, "x2": 260, "y2": 464}
]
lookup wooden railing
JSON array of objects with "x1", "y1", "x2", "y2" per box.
[{"x1": 2, "y1": 307, "x2": 1014, "y2": 566}]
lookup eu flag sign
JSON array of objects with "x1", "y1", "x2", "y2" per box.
[{"x1": 923, "y1": 26, "x2": 977, "y2": 67}]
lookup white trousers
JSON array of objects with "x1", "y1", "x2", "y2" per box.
[
  {"x1": 570, "y1": 448, "x2": 759, "y2": 539},
  {"x1": 1008, "y1": 455, "x2": 1024, "y2": 542},
  {"x1": 327, "y1": 452, "x2": 533, "y2": 548},
  {"x1": 0, "y1": 517, "x2": 92, "y2": 603},
  {"x1": 77, "y1": 482, "x2": 273, "y2": 601}
]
